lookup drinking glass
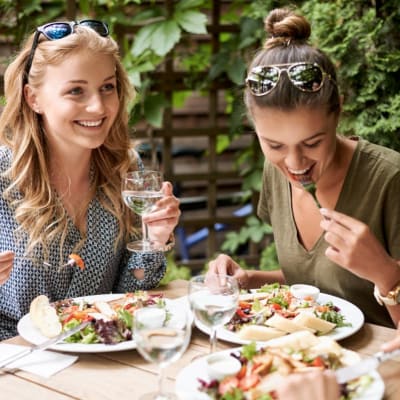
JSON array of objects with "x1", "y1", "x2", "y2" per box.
[
  {"x1": 188, "y1": 273, "x2": 239, "y2": 353},
  {"x1": 122, "y1": 170, "x2": 164, "y2": 252},
  {"x1": 134, "y1": 305, "x2": 191, "y2": 400}
]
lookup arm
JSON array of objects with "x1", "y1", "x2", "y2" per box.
[
  {"x1": 0, "y1": 251, "x2": 14, "y2": 284},
  {"x1": 320, "y1": 208, "x2": 400, "y2": 325},
  {"x1": 381, "y1": 322, "x2": 400, "y2": 352},
  {"x1": 207, "y1": 254, "x2": 285, "y2": 289}
]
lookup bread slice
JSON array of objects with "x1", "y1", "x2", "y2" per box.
[
  {"x1": 238, "y1": 325, "x2": 286, "y2": 341},
  {"x1": 29, "y1": 294, "x2": 62, "y2": 337}
]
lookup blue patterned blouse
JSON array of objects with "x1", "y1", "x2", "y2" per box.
[{"x1": 0, "y1": 146, "x2": 166, "y2": 340}]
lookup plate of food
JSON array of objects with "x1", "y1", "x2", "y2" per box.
[
  {"x1": 175, "y1": 331, "x2": 384, "y2": 400},
  {"x1": 195, "y1": 283, "x2": 364, "y2": 345},
  {"x1": 17, "y1": 292, "x2": 184, "y2": 353}
]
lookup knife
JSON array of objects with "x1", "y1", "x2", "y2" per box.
[
  {"x1": 0, "y1": 320, "x2": 91, "y2": 368},
  {"x1": 335, "y1": 348, "x2": 400, "y2": 384}
]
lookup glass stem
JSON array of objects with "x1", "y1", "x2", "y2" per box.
[
  {"x1": 157, "y1": 365, "x2": 165, "y2": 397},
  {"x1": 210, "y1": 327, "x2": 217, "y2": 353},
  {"x1": 142, "y1": 217, "x2": 151, "y2": 251}
]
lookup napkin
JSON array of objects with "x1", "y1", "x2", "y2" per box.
[{"x1": 0, "y1": 343, "x2": 78, "y2": 378}]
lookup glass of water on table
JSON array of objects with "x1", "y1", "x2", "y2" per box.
[
  {"x1": 134, "y1": 305, "x2": 192, "y2": 400},
  {"x1": 188, "y1": 273, "x2": 239, "y2": 354}
]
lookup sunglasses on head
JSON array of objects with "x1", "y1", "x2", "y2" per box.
[
  {"x1": 245, "y1": 62, "x2": 332, "y2": 96},
  {"x1": 24, "y1": 19, "x2": 109, "y2": 80}
]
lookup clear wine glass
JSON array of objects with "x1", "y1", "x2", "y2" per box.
[
  {"x1": 188, "y1": 273, "x2": 239, "y2": 354},
  {"x1": 122, "y1": 170, "x2": 164, "y2": 252},
  {"x1": 134, "y1": 305, "x2": 191, "y2": 400}
]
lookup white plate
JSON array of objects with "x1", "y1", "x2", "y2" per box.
[
  {"x1": 195, "y1": 293, "x2": 364, "y2": 345},
  {"x1": 175, "y1": 348, "x2": 385, "y2": 400},
  {"x1": 17, "y1": 294, "x2": 187, "y2": 353}
]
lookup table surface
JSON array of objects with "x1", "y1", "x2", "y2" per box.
[{"x1": 1, "y1": 279, "x2": 399, "y2": 400}]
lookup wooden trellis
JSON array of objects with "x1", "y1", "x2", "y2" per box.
[{"x1": 0, "y1": 0, "x2": 262, "y2": 272}]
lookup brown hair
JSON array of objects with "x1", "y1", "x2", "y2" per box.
[
  {"x1": 0, "y1": 25, "x2": 136, "y2": 259},
  {"x1": 244, "y1": 8, "x2": 340, "y2": 116}
]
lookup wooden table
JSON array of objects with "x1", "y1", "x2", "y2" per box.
[{"x1": 1, "y1": 279, "x2": 399, "y2": 399}]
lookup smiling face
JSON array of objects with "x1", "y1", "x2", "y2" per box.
[
  {"x1": 252, "y1": 105, "x2": 340, "y2": 187},
  {"x1": 25, "y1": 50, "x2": 119, "y2": 155}
]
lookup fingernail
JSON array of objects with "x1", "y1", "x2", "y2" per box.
[{"x1": 319, "y1": 208, "x2": 328, "y2": 214}]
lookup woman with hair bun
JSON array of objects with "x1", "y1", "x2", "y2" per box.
[
  {"x1": 209, "y1": 7, "x2": 400, "y2": 328},
  {"x1": 0, "y1": 20, "x2": 180, "y2": 340}
]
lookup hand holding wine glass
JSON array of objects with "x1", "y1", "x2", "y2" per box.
[
  {"x1": 122, "y1": 170, "x2": 165, "y2": 252},
  {"x1": 134, "y1": 305, "x2": 191, "y2": 400},
  {"x1": 188, "y1": 273, "x2": 239, "y2": 354}
]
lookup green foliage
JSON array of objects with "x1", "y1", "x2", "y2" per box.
[
  {"x1": 221, "y1": 216, "x2": 273, "y2": 254},
  {"x1": 1, "y1": 1, "x2": 399, "y2": 269},
  {"x1": 301, "y1": 1, "x2": 400, "y2": 151},
  {"x1": 159, "y1": 252, "x2": 192, "y2": 284}
]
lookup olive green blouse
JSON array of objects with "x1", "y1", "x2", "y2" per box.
[{"x1": 257, "y1": 138, "x2": 400, "y2": 327}]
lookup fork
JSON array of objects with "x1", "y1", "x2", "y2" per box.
[
  {"x1": 300, "y1": 180, "x2": 321, "y2": 208},
  {"x1": 15, "y1": 255, "x2": 83, "y2": 272}
]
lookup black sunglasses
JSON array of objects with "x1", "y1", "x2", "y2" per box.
[
  {"x1": 245, "y1": 62, "x2": 333, "y2": 96},
  {"x1": 24, "y1": 20, "x2": 109, "y2": 80}
]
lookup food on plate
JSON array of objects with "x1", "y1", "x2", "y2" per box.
[
  {"x1": 29, "y1": 294, "x2": 62, "y2": 337},
  {"x1": 67, "y1": 253, "x2": 85, "y2": 270},
  {"x1": 206, "y1": 353, "x2": 242, "y2": 381},
  {"x1": 28, "y1": 291, "x2": 166, "y2": 344},
  {"x1": 226, "y1": 283, "x2": 351, "y2": 341},
  {"x1": 289, "y1": 283, "x2": 320, "y2": 300},
  {"x1": 198, "y1": 331, "x2": 374, "y2": 400},
  {"x1": 238, "y1": 325, "x2": 286, "y2": 341},
  {"x1": 292, "y1": 312, "x2": 336, "y2": 334}
]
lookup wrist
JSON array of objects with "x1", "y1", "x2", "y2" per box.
[
  {"x1": 374, "y1": 259, "x2": 400, "y2": 306},
  {"x1": 375, "y1": 259, "x2": 400, "y2": 295}
]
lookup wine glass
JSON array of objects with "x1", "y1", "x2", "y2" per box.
[
  {"x1": 122, "y1": 170, "x2": 164, "y2": 252},
  {"x1": 134, "y1": 305, "x2": 191, "y2": 400},
  {"x1": 188, "y1": 273, "x2": 239, "y2": 354}
]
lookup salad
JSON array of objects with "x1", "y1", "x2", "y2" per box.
[
  {"x1": 226, "y1": 283, "x2": 351, "y2": 341},
  {"x1": 53, "y1": 291, "x2": 166, "y2": 344},
  {"x1": 198, "y1": 332, "x2": 373, "y2": 400}
]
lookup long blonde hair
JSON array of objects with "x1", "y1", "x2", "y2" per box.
[{"x1": 0, "y1": 25, "x2": 136, "y2": 258}]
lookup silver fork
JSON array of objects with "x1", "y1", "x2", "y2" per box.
[
  {"x1": 43, "y1": 258, "x2": 78, "y2": 272},
  {"x1": 15, "y1": 257, "x2": 78, "y2": 272}
]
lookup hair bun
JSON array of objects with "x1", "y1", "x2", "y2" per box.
[{"x1": 264, "y1": 8, "x2": 311, "y2": 47}]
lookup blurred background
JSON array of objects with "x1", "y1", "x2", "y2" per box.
[{"x1": 1, "y1": 0, "x2": 399, "y2": 282}]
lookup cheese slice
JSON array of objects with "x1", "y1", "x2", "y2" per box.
[
  {"x1": 265, "y1": 313, "x2": 315, "y2": 333},
  {"x1": 266, "y1": 330, "x2": 319, "y2": 350},
  {"x1": 293, "y1": 312, "x2": 336, "y2": 334},
  {"x1": 238, "y1": 325, "x2": 286, "y2": 341}
]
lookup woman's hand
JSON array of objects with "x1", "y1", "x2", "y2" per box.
[
  {"x1": 319, "y1": 208, "x2": 399, "y2": 287},
  {"x1": 0, "y1": 251, "x2": 14, "y2": 284},
  {"x1": 207, "y1": 254, "x2": 250, "y2": 289},
  {"x1": 144, "y1": 181, "x2": 181, "y2": 246},
  {"x1": 382, "y1": 322, "x2": 400, "y2": 352},
  {"x1": 276, "y1": 370, "x2": 340, "y2": 400}
]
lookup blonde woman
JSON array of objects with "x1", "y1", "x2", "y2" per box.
[{"x1": 0, "y1": 20, "x2": 180, "y2": 340}]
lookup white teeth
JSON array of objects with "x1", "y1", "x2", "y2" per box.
[
  {"x1": 78, "y1": 120, "x2": 102, "y2": 127},
  {"x1": 288, "y1": 167, "x2": 311, "y2": 175}
]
